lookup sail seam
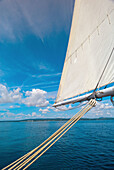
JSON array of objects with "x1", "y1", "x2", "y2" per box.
[{"x1": 65, "y1": 9, "x2": 114, "y2": 63}]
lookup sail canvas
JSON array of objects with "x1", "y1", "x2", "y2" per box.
[{"x1": 56, "y1": 0, "x2": 114, "y2": 103}]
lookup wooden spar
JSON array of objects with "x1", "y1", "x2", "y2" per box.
[{"x1": 53, "y1": 86, "x2": 114, "y2": 107}]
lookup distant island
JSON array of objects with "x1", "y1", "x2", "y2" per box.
[{"x1": 0, "y1": 117, "x2": 114, "y2": 122}]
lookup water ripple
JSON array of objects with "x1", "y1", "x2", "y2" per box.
[{"x1": 0, "y1": 120, "x2": 114, "y2": 169}]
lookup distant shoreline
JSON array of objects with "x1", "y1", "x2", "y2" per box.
[{"x1": 0, "y1": 117, "x2": 114, "y2": 122}]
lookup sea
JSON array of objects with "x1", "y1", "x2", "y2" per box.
[{"x1": 0, "y1": 120, "x2": 114, "y2": 170}]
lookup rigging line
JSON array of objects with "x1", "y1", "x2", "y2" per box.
[
  {"x1": 13, "y1": 102, "x2": 92, "y2": 170},
  {"x1": 109, "y1": 77, "x2": 114, "y2": 84},
  {"x1": 21, "y1": 101, "x2": 96, "y2": 169},
  {"x1": 3, "y1": 100, "x2": 95, "y2": 170},
  {"x1": 94, "y1": 47, "x2": 114, "y2": 92},
  {"x1": 23, "y1": 100, "x2": 96, "y2": 170},
  {"x1": 104, "y1": 78, "x2": 114, "y2": 89},
  {"x1": 12, "y1": 106, "x2": 89, "y2": 170},
  {"x1": 15, "y1": 100, "x2": 96, "y2": 170},
  {"x1": 56, "y1": 101, "x2": 88, "y2": 111},
  {"x1": 3, "y1": 102, "x2": 91, "y2": 170}
]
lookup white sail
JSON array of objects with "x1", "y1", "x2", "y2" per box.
[{"x1": 56, "y1": 0, "x2": 114, "y2": 103}]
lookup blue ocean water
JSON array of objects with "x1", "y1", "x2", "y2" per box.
[{"x1": 0, "y1": 120, "x2": 114, "y2": 169}]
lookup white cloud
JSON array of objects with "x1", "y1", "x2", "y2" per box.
[
  {"x1": 39, "y1": 108, "x2": 50, "y2": 114},
  {"x1": 0, "y1": 84, "x2": 22, "y2": 104},
  {"x1": 0, "y1": 84, "x2": 51, "y2": 108},
  {"x1": 46, "y1": 91, "x2": 57, "y2": 100},
  {"x1": 43, "y1": 104, "x2": 72, "y2": 113},
  {"x1": 17, "y1": 113, "x2": 24, "y2": 116},
  {"x1": 52, "y1": 105, "x2": 69, "y2": 112},
  {"x1": 25, "y1": 114, "x2": 31, "y2": 117},
  {"x1": 37, "y1": 72, "x2": 61, "y2": 78},
  {"x1": 38, "y1": 63, "x2": 49, "y2": 70},
  {"x1": 6, "y1": 112, "x2": 15, "y2": 117},
  {"x1": 105, "y1": 105, "x2": 113, "y2": 109},
  {"x1": 23, "y1": 88, "x2": 49, "y2": 107},
  {"x1": 0, "y1": 110, "x2": 45, "y2": 120},
  {"x1": 0, "y1": 0, "x2": 74, "y2": 41},
  {"x1": 106, "y1": 112, "x2": 110, "y2": 115},
  {"x1": 16, "y1": 105, "x2": 20, "y2": 108},
  {"x1": 68, "y1": 104, "x2": 72, "y2": 109},
  {"x1": 90, "y1": 100, "x2": 114, "y2": 117},
  {"x1": 9, "y1": 105, "x2": 14, "y2": 108},
  {"x1": 9, "y1": 105, "x2": 20, "y2": 108},
  {"x1": 47, "y1": 106, "x2": 50, "y2": 109},
  {"x1": 99, "y1": 102, "x2": 113, "y2": 110},
  {"x1": 97, "y1": 102, "x2": 113, "y2": 110},
  {"x1": 32, "y1": 112, "x2": 37, "y2": 117},
  {"x1": 21, "y1": 80, "x2": 59, "y2": 88},
  {"x1": 0, "y1": 113, "x2": 4, "y2": 116}
]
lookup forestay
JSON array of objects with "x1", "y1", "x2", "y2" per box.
[{"x1": 56, "y1": 0, "x2": 114, "y2": 103}]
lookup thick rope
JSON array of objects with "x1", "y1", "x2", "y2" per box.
[
  {"x1": 15, "y1": 102, "x2": 93, "y2": 170},
  {"x1": 2, "y1": 99, "x2": 96, "y2": 170},
  {"x1": 56, "y1": 101, "x2": 88, "y2": 111},
  {"x1": 12, "y1": 103, "x2": 91, "y2": 170},
  {"x1": 2, "y1": 103, "x2": 85, "y2": 170},
  {"x1": 23, "y1": 101, "x2": 95, "y2": 170},
  {"x1": 2, "y1": 101, "x2": 90, "y2": 170}
]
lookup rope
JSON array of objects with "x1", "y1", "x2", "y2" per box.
[
  {"x1": 56, "y1": 101, "x2": 88, "y2": 111},
  {"x1": 3, "y1": 101, "x2": 90, "y2": 170},
  {"x1": 23, "y1": 100, "x2": 95, "y2": 170},
  {"x1": 3, "y1": 103, "x2": 89, "y2": 170},
  {"x1": 15, "y1": 106, "x2": 91, "y2": 170},
  {"x1": 2, "y1": 99, "x2": 96, "y2": 170},
  {"x1": 94, "y1": 47, "x2": 114, "y2": 92},
  {"x1": 12, "y1": 104, "x2": 91, "y2": 170}
]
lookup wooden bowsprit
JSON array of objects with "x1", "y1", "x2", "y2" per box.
[{"x1": 2, "y1": 99, "x2": 96, "y2": 170}]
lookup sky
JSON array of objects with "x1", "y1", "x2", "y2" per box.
[{"x1": 0, "y1": 0, "x2": 114, "y2": 120}]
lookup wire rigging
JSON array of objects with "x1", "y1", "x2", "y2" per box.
[{"x1": 94, "y1": 47, "x2": 114, "y2": 92}]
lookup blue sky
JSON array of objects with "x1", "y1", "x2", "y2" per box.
[{"x1": 0, "y1": 0, "x2": 113, "y2": 120}]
